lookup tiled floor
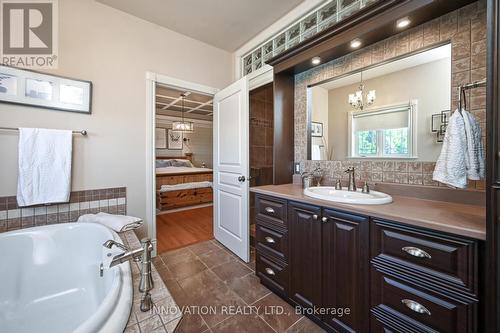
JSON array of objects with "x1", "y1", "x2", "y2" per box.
[{"x1": 153, "y1": 240, "x2": 326, "y2": 333}]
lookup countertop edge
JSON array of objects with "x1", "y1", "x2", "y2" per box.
[{"x1": 250, "y1": 186, "x2": 486, "y2": 241}]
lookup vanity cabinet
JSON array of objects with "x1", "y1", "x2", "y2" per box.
[
  {"x1": 288, "y1": 202, "x2": 322, "y2": 310},
  {"x1": 254, "y1": 194, "x2": 480, "y2": 333}
]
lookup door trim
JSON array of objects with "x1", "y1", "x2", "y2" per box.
[{"x1": 145, "y1": 71, "x2": 218, "y2": 256}]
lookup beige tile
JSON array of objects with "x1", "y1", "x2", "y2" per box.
[
  {"x1": 192, "y1": 285, "x2": 247, "y2": 328},
  {"x1": 174, "y1": 313, "x2": 209, "y2": 333},
  {"x1": 226, "y1": 273, "x2": 270, "y2": 305},
  {"x1": 178, "y1": 270, "x2": 225, "y2": 302},
  {"x1": 197, "y1": 248, "x2": 234, "y2": 268},
  {"x1": 255, "y1": 293, "x2": 302, "y2": 333},
  {"x1": 138, "y1": 314, "x2": 164, "y2": 332},
  {"x1": 285, "y1": 317, "x2": 326, "y2": 333},
  {"x1": 169, "y1": 258, "x2": 207, "y2": 280},
  {"x1": 211, "y1": 260, "x2": 253, "y2": 282},
  {"x1": 212, "y1": 314, "x2": 275, "y2": 333}
]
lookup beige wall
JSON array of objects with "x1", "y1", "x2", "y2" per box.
[
  {"x1": 323, "y1": 58, "x2": 450, "y2": 161},
  {"x1": 0, "y1": 0, "x2": 233, "y2": 221}
]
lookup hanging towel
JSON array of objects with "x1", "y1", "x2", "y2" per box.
[
  {"x1": 463, "y1": 110, "x2": 485, "y2": 180},
  {"x1": 432, "y1": 110, "x2": 468, "y2": 188},
  {"x1": 17, "y1": 128, "x2": 73, "y2": 206},
  {"x1": 78, "y1": 212, "x2": 143, "y2": 232},
  {"x1": 311, "y1": 144, "x2": 321, "y2": 160}
]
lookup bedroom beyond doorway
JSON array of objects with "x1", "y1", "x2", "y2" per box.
[{"x1": 154, "y1": 83, "x2": 215, "y2": 255}]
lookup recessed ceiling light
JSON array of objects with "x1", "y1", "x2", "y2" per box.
[
  {"x1": 350, "y1": 39, "x2": 362, "y2": 49},
  {"x1": 396, "y1": 17, "x2": 411, "y2": 29},
  {"x1": 311, "y1": 56, "x2": 321, "y2": 65}
]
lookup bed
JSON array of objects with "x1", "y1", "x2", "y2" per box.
[{"x1": 155, "y1": 154, "x2": 213, "y2": 211}]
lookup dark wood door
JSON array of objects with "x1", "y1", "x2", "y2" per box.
[
  {"x1": 486, "y1": 1, "x2": 500, "y2": 331},
  {"x1": 289, "y1": 201, "x2": 322, "y2": 311},
  {"x1": 322, "y1": 209, "x2": 370, "y2": 332}
]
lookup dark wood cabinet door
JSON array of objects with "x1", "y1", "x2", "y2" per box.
[
  {"x1": 322, "y1": 209, "x2": 370, "y2": 333},
  {"x1": 289, "y1": 201, "x2": 322, "y2": 310}
]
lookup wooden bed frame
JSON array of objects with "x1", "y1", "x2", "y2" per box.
[{"x1": 156, "y1": 154, "x2": 213, "y2": 211}]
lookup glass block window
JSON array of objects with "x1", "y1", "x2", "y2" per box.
[{"x1": 240, "y1": 0, "x2": 380, "y2": 76}]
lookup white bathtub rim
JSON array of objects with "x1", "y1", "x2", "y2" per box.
[{"x1": 72, "y1": 226, "x2": 133, "y2": 333}]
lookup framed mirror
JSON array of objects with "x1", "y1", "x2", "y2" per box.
[{"x1": 307, "y1": 43, "x2": 451, "y2": 161}]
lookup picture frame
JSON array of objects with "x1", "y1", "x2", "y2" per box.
[
  {"x1": 167, "y1": 129, "x2": 183, "y2": 150},
  {"x1": 0, "y1": 65, "x2": 92, "y2": 113},
  {"x1": 311, "y1": 121, "x2": 323, "y2": 137},
  {"x1": 155, "y1": 128, "x2": 167, "y2": 149}
]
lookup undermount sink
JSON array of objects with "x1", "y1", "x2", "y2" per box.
[{"x1": 303, "y1": 186, "x2": 393, "y2": 205}]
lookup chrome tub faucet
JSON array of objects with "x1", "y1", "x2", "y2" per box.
[{"x1": 103, "y1": 238, "x2": 154, "y2": 312}]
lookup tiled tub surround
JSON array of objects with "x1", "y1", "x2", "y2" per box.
[
  {"x1": 0, "y1": 187, "x2": 127, "y2": 232},
  {"x1": 294, "y1": 1, "x2": 487, "y2": 190},
  {"x1": 121, "y1": 230, "x2": 182, "y2": 333}
]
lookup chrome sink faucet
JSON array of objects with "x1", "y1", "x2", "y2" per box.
[
  {"x1": 312, "y1": 163, "x2": 324, "y2": 186},
  {"x1": 103, "y1": 238, "x2": 154, "y2": 312},
  {"x1": 345, "y1": 167, "x2": 357, "y2": 192}
]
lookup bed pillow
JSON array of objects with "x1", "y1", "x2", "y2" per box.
[
  {"x1": 156, "y1": 160, "x2": 173, "y2": 168},
  {"x1": 171, "y1": 159, "x2": 194, "y2": 167}
]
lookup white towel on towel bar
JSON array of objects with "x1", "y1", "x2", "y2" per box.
[
  {"x1": 17, "y1": 128, "x2": 73, "y2": 206},
  {"x1": 463, "y1": 110, "x2": 485, "y2": 180},
  {"x1": 78, "y1": 212, "x2": 143, "y2": 232},
  {"x1": 432, "y1": 110, "x2": 468, "y2": 188}
]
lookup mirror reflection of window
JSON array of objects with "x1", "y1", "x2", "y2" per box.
[{"x1": 307, "y1": 43, "x2": 451, "y2": 161}]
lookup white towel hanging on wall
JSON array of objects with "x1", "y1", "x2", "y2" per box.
[{"x1": 17, "y1": 128, "x2": 73, "y2": 206}]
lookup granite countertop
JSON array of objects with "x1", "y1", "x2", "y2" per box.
[{"x1": 250, "y1": 184, "x2": 486, "y2": 240}]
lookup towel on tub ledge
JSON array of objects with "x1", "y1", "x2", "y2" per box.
[
  {"x1": 78, "y1": 212, "x2": 143, "y2": 232},
  {"x1": 17, "y1": 128, "x2": 73, "y2": 207}
]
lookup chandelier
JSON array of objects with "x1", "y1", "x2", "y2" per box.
[
  {"x1": 348, "y1": 72, "x2": 376, "y2": 110},
  {"x1": 172, "y1": 92, "x2": 194, "y2": 132}
]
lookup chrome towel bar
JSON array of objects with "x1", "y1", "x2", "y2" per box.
[{"x1": 0, "y1": 126, "x2": 87, "y2": 136}]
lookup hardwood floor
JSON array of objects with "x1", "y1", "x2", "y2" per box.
[{"x1": 156, "y1": 206, "x2": 214, "y2": 254}]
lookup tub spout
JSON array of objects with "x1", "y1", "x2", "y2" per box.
[{"x1": 102, "y1": 237, "x2": 155, "y2": 312}]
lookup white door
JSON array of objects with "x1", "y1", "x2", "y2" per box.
[{"x1": 213, "y1": 77, "x2": 249, "y2": 262}]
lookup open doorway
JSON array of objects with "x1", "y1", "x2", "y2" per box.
[{"x1": 154, "y1": 83, "x2": 215, "y2": 253}]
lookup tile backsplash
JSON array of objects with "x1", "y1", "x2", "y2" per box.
[
  {"x1": 0, "y1": 187, "x2": 127, "y2": 233},
  {"x1": 294, "y1": 1, "x2": 486, "y2": 190}
]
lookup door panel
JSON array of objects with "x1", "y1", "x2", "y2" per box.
[
  {"x1": 289, "y1": 201, "x2": 322, "y2": 310},
  {"x1": 213, "y1": 77, "x2": 249, "y2": 262},
  {"x1": 322, "y1": 209, "x2": 370, "y2": 332}
]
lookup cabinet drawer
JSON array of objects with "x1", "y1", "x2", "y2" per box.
[
  {"x1": 256, "y1": 252, "x2": 289, "y2": 296},
  {"x1": 371, "y1": 270, "x2": 475, "y2": 333},
  {"x1": 255, "y1": 195, "x2": 287, "y2": 229},
  {"x1": 371, "y1": 219, "x2": 478, "y2": 294},
  {"x1": 256, "y1": 224, "x2": 288, "y2": 262}
]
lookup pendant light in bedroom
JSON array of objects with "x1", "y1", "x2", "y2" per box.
[{"x1": 172, "y1": 92, "x2": 194, "y2": 132}]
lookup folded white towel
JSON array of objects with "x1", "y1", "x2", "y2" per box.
[
  {"x1": 463, "y1": 110, "x2": 485, "y2": 180},
  {"x1": 433, "y1": 110, "x2": 468, "y2": 188},
  {"x1": 17, "y1": 128, "x2": 73, "y2": 206},
  {"x1": 78, "y1": 212, "x2": 143, "y2": 232}
]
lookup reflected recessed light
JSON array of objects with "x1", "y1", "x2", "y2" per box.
[
  {"x1": 396, "y1": 17, "x2": 411, "y2": 29},
  {"x1": 350, "y1": 39, "x2": 362, "y2": 48},
  {"x1": 311, "y1": 56, "x2": 321, "y2": 65}
]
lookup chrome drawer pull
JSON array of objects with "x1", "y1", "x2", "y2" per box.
[
  {"x1": 264, "y1": 236, "x2": 275, "y2": 244},
  {"x1": 265, "y1": 267, "x2": 275, "y2": 276},
  {"x1": 265, "y1": 207, "x2": 275, "y2": 214},
  {"x1": 313, "y1": 214, "x2": 319, "y2": 220},
  {"x1": 402, "y1": 246, "x2": 432, "y2": 259},
  {"x1": 322, "y1": 217, "x2": 328, "y2": 223},
  {"x1": 401, "y1": 299, "x2": 431, "y2": 316}
]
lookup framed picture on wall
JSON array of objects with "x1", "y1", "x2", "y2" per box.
[
  {"x1": 155, "y1": 128, "x2": 167, "y2": 149},
  {"x1": 167, "y1": 129, "x2": 183, "y2": 150},
  {"x1": 0, "y1": 65, "x2": 92, "y2": 113},
  {"x1": 311, "y1": 122, "x2": 323, "y2": 137}
]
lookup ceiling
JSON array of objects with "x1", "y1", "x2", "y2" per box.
[
  {"x1": 96, "y1": 0, "x2": 304, "y2": 51},
  {"x1": 156, "y1": 84, "x2": 213, "y2": 121}
]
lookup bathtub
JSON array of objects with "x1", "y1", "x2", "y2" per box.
[{"x1": 0, "y1": 223, "x2": 133, "y2": 333}]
